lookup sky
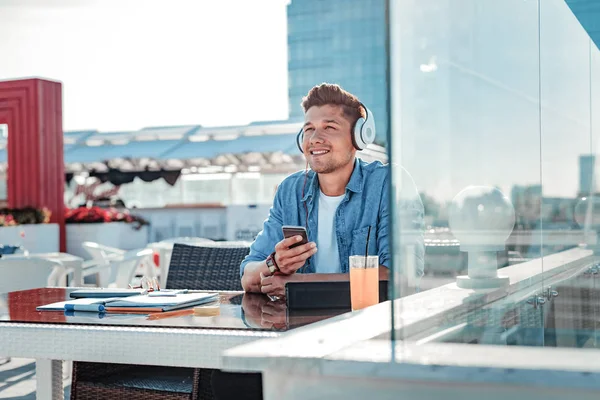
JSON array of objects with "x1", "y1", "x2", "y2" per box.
[
  {"x1": 0, "y1": 0, "x2": 289, "y2": 131},
  {"x1": 1, "y1": 0, "x2": 597, "y2": 202}
]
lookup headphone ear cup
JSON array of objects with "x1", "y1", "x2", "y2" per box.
[
  {"x1": 352, "y1": 117, "x2": 366, "y2": 150},
  {"x1": 296, "y1": 128, "x2": 304, "y2": 153},
  {"x1": 357, "y1": 107, "x2": 376, "y2": 149}
]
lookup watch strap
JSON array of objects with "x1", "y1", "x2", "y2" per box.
[{"x1": 266, "y1": 251, "x2": 279, "y2": 274}]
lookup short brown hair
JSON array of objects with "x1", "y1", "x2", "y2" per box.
[{"x1": 301, "y1": 83, "x2": 365, "y2": 127}]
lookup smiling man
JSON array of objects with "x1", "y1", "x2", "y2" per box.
[{"x1": 240, "y1": 83, "x2": 424, "y2": 297}]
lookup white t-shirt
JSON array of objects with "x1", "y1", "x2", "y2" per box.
[{"x1": 315, "y1": 190, "x2": 345, "y2": 273}]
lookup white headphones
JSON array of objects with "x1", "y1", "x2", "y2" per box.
[{"x1": 296, "y1": 102, "x2": 376, "y2": 152}]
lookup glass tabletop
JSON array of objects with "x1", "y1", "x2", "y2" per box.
[{"x1": 0, "y1": 288, "x2": 349, "y2": 332}]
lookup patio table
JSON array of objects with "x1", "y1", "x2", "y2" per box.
[
  {"x1": 0, "y1": 287, "x2": 348, "y2": 400},
  {"x1": 3, "y1": 252, "x2": 85, "y2": 286}
]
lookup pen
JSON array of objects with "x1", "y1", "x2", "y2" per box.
[
  {"x1": 65, "y1": 310, "x2": 106, "y2": 319},
  {"x1": 65, "y1": 304, "x2": 106, "y2": 312}
]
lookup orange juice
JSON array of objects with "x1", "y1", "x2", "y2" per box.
[{"x1": 350, "y1": 264, "x2": 379, "y2": 310}]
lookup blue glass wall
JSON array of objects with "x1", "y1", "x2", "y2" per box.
[
  {"x1": 287, "y1": 0, "x2": 388, "y2": 145},
  {"x1": 389, "y1": 0, "x2": 600, "y2": 350}
]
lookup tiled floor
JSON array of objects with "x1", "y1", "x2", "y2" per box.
[{"x1": 0, "y1": 358, "x2": 70, "y2": 399}]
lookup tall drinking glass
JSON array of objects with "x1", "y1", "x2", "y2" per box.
[{"x1": 349, "y1": 255, "x2": 379, "y2": 311}]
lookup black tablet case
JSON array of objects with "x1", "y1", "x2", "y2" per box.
[{"x1": 285, "y1": 280, "x2": 389, "y2": 310}]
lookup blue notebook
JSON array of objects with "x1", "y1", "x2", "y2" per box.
[
  {"x1": 38, "y1": 292, "x2": 218, "y2": 313},
  {"x1": 104, "y1": 293, "x2": 218, "y2": 311}
]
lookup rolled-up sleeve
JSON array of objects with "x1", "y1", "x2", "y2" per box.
[{"x1": 239, "y1": 185, "x2": 285, "y2": 276}]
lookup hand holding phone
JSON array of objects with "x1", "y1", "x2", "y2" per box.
[
  {"x1": 273, "y1": 225, "x2": 317, "y2": 274},
  {"x1": 282, "y1": 225, "x2": 308, "y2": 248}
]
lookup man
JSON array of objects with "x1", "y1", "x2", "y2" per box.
[
  {"x1": 240, "y1": 83, "x2": 424, "y2": 297},
  {"x1": 213, "y1": 83, "x2": 424, "y2": 400}
]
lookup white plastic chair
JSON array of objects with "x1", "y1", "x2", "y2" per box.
[
  {"x1": 82, "y1": 241, "x2": 126, "y2": 261},
  {"x1": 111, "y1": 248, "x2": 153, "y2": 288},
  {"x1": 0, "y1": 258, "x2": 65, "y2": 294},
  {"x1": 81, "y1": 242, "x2": 127, "y2": 287},
  {"x1": 82, "y1": 248, "x2": 153, "y2": 288}
]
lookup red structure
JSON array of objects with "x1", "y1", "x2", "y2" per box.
[{"x1": 0, "y1": 78, "x2": 66, "y2": 251}]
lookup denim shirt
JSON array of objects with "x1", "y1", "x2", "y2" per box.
[{"x1": 240, "y1": 158, "x2": 425, "y2": 276}]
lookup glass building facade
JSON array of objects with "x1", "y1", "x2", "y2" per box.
[
  {"x1": 286, "y1": 0, "x2": 388, "y2": 145},
  {"x1": 566, "y1": 0, "x2": 600, "y2": 49}
]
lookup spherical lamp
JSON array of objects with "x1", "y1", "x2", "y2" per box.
[{"x1": 448, "y1": 186, "x2": 515, "y2": 289}]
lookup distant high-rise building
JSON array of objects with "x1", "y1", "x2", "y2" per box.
[
  {"x1": 511, "y1": 184, "x2": 543, "y2": 226},
  {"x1": 286, "y1": 0, "x2": 388, "y2": 145},
  {"x1": 580, "y1": 155, "x2": 596, "y2": 195}
]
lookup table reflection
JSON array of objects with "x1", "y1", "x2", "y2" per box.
[{"x1": 242, "y1": 293, "x2": 288, "y2": 330}]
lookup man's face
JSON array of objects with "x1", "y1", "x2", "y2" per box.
[{"x1": 302, "y1": 105, "x2": 356, "y2": 174}]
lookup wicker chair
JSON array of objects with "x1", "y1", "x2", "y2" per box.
[
  {"x1": 165, "y1": 243, "x2": 247, "y2": 291},
  {"x1": 70, "y1": 243, "x2": 250, "y2": 400}
]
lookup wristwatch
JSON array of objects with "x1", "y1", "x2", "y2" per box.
[{"x1": 266, "y1": 251, "x2": 280, "y2": 275}]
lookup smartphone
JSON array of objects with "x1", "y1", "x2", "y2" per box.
[{"x1": 282, "y1": 225, "x2": 309, "y2": 249}]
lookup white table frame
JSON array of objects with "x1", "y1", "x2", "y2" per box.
[
  {"x1": 0, "y1": 320, "x2": 278, "y2": 400},
  {"x1": 3, "y1": 252, "x2": 85, "y2": 287}
]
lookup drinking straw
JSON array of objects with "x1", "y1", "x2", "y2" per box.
[{"x1": 364, "y1": 226, "x2": 372, "y2": 267}]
